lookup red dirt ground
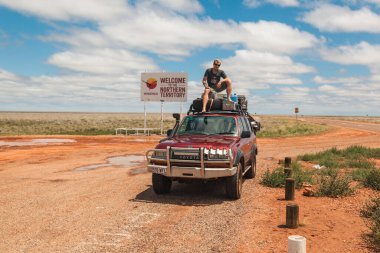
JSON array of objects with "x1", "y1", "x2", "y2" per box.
[{"x1": 0, "y1": 120, "x2": 379, "y2": 252}]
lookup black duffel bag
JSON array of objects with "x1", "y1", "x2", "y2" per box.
[{"x1": 191, "y1": 98, "x2": 223, "y2": 112}]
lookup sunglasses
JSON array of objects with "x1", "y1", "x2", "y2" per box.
[{"x1": 214, "y1": 63, "x2": 221, "y2": 66}]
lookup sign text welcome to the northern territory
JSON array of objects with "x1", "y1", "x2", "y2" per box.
[{"x1": 141, "y1": 72, "x2": 188, "y2": 102}]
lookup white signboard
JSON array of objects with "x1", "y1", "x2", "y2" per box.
[{"x1": 141, "y1": 72, "x2": 188, "y2": 102}]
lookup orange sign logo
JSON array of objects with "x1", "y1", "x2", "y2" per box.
[{"x1": 142, "y1": 77, "x2": 157, "y2": 89}]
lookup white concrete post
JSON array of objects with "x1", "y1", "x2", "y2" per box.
[{"x1": 288, "y1": 235, "x2": 306, "y2": 253}]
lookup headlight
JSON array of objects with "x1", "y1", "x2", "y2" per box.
[
  {"x1": 153, "y1": 150, "x2": 166, "y2": 158},
  {"x1": 205, "y1": 148, "x2": 230, "y2": 160}
]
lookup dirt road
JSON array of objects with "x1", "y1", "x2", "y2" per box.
[{"x1": 0, "y1": 119, "x2": 379, "y2": 253}]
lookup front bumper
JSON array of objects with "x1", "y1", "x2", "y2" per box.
[{"x1": 146, "y1": 147, "x2": 236, "y2": 179}]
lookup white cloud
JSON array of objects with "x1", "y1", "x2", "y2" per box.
[
  {"x1": 241, "y1": 21, "x2": 319, "y2": 54},
  {"x1": 313, "y1": 75, "x2": 363, "y2": 84},
  {"x1": 302, "y1": 4, "x2": 380, "y2": 33},
  {"x1": 0, "y1": 0, "x2": 131, "y2": 22},
  {"x1": 267, "y1": 0, "x2": 299, "y2": 7},
  {"x1": 365, "y1": 0, "x2": 380, "y2": 6},
  {"x1": 243, "y1": 0, "x2": 261, "y2": 8},
  {"x1": 219, "y1": 49, "x2": 315, "y2": 88},
  {"x1": 0, "y1": 69, "x2": 20, "y2": 81},
  {"x1": 48, "y1": 48, "x2": 159, "y2": 75},
  {"x1": 243, "y1": 0, "x2": 299, "y2": 8},
  {"x1": 141, "y1": 0, "x2": 204, "y2": 14},
  {"x1": 321, "y1": 41, "x2": 380, "y2": 74}
]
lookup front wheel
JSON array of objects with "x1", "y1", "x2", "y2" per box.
[
  {"x1": 152, "y1": 173, "x2": 172, "y2": 194},
  {"x1": 245, "y1": 154, "x2": 256, "y2": 179},
  {"x1": 226, "y1": 162, "x2": 243, "y2": 199}
]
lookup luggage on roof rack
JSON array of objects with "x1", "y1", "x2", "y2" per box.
[
  {"x1": 191, "y1": 98, "x2": 223, "y2": 112},
  {"x1": 188, "y1": 95, "x2": 248, "y2": 113}
]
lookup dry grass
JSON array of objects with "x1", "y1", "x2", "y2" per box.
[
  {"x1": 0, "y1": 112, "x2": 331, "y2": 136},
  {"x1": 0, "y1": 112, "x2": 176, "y2": 135},
  {"x1": 255, "y1": 115, "x2": 330, "y2": 138},
  {"x1": 320, "y1": 116, "x2": 380, "y2": 124}
]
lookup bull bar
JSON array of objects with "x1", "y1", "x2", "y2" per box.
[{"x1": 146, "y1": 146, "x2": 237, "y2": 179}]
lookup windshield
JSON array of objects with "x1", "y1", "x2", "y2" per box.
[{"x1": 177, "y1": 116, "x2": 237, "y2": 136}]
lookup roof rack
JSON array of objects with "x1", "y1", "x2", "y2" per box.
[{"x1": 187, "y1": 107, "x2": 249, "y2": 117}]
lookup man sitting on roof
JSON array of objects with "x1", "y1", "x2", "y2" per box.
[{"x1": 201, "y1": 59, "x2": 232, "y2": 112}]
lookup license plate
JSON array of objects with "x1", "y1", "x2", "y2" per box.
[{"x1": 151, "y1": 166, "x2": 166, "y2": 175}]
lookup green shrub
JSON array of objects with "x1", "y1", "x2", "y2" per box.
[
  {"x1": 261, "y1": 168, "x2": 286, "y2": 188},
  {"x1": 361, "y1": 198, "x2": 380, "y2": 249},
  {"x1": 298, "y1": 147, "x2": 341, "y2": 168},
  {"x1": 363, "y1": 169, "x2": 380, "y2": 191},
  {"x1": 291, "y1": 162, "x2": 314, "y2": 189},
  {"x1": 352, "y1": 168, "x2": 372, "y2": 182},
  {"x1": 260, "y1": 162, "x2": 314, "y2": 189},
  {"x1": 315, "y1": 169, "x2": 354, "y2": 197}
]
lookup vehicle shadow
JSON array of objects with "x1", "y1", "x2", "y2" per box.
[{"x1": 131, "y1": 180, "x2": 230, "y2": 206}]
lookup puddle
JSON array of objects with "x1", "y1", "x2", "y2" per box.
[
  {"x1": 0, "y1": 139, "x2": 76, "y2": 147},
  {"x1": 74, "y1": 155, "x2": 145, "y2": 172},
  {"x1": 74, "y1": 164, "x2": 110, "y2": 172},
  {"x1": 107, "y1": 155, "x2": 144, "y2": 167}
]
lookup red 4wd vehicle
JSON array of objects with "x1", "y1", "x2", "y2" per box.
[{"x1": 146, "y1": 98, "x2": 260, "y2": 199}]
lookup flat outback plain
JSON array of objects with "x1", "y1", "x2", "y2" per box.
[{"x1": 1, "y1": 113, "x2": 380, "y2": 253}]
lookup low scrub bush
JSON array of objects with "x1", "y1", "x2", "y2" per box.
[
  {"x1": 352, "y1": 168, "x2": 372, "y2": 182},
  {"x1": 260, "y1": 162, "x2": 313, "y2": 189},
  {"x1": 315, "y1": 169, "x2": 354, "y2": 197},
  {"x1": 363, "y1": 169, "x2": 380, "y2": 191},
  {"x1": 361, "y1": 198, "x2": 380, "y2": 249},
  {"x1": 299, "y1": 146, "x2": 380, "y2": 192},
  {"x1": 261, "y1": 168, "x2": 285, "y2": 188}
]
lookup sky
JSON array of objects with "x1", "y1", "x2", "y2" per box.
[{"x1": 0, "y1": 0, "x2": 379, "y2": 116}]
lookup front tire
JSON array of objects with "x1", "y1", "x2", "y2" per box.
[
  {"x1": 152, "y1": 173, "x2": 172, "y2": 194},
  {"x1": 226, "y1": 162, "x2": 243, "y2": 199},
  {"x1": 245, "y1": 154, "x2": 256, "y2": 179}
]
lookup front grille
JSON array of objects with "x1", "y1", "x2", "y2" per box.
[{"x1": 172, "y1": 153, "x2": 200, "y2": 160}]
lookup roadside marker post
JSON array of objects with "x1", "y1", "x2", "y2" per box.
[
  {"x1": 286, "y1": 203, "x2": 299, "y2": 228},
  {"x1": 288, "y1": 235, "x2": 306, "y2": 253},
  {"x1": 284, "y1": 157, "x2": 292, "y2": 178},
  {"x1": 285, "y1": 178, "x2": 295, "y2": 201}
]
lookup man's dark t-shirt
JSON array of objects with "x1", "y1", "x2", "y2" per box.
[{"x1": 204, "y1": 68, "x2": 227, "y2": 89}]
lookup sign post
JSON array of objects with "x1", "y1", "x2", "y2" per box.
[
  {"x1": 294, "y1": 107, "x2": 299, "y2": 120},
  {"x1": 141, "y1": 72, "x2": 188, "y2": 135}
]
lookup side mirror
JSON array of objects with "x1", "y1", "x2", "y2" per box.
[
  {"x1": 241, "y1": 130, "x2": 251, "y2": 138},
  {"x1": 166, "y1": 129, "x2": 173, "y2": 137},
  {"x1": 250, "y1": 121, "x2": 261, "y2": 132},
  {"x1": 173, "y1": 113, "x2": 180, "y2": 122}
]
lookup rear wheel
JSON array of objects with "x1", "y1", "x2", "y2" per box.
[
  {"x1": 226, "y1": 162, "x2": 243, "y2": 199},
  {"x1": 245, "y1": 154, "x2": 256, "y2": 179},
  {"x1": 152, "y1": 173, "x2": 172, "y2": 194}
]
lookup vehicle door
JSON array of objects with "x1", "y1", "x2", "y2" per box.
[{"x1": 238, "y1": 116, "x2": 252, "y2": 167}]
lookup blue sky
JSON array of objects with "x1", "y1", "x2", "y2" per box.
[{"x1": 0, "y1": 0, "x2": 380, "y2": 115}]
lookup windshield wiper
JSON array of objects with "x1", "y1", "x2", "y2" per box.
[{"x1": 179, "y1": 131, "x2": 208, "y2": 135}]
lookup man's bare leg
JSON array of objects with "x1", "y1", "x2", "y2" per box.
[
  {"x1": 225, "y1": 80, "x2": 233, "y2": 102},
  {"x1": 202, "y1": 88, "x2": 210, "y2": 112}
]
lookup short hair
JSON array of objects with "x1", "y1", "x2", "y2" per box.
[{"x1": 213, "y1": 59, "x2": 222, "y2": 65}]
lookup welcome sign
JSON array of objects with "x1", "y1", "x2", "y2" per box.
[{"x1": 141, "y1": 72, "x2": 188, "y2": 102}]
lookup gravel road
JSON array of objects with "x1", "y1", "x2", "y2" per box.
[{"x1": 0, "y1": 119, "x2": 380, "y2": 253}]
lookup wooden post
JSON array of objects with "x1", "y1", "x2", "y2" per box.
[
  {"x1": 286, "y1": 203, "x2": 299, "y2": 228},
  {"x1": 285, "y1": 157, "x2": 292, "y2": 168},
  {"x1": 284, "y1": 168, "x2": 292, "y2": 178},
  {"x1": 285, "y1": 178, "x2": 295, "y2": 201}
]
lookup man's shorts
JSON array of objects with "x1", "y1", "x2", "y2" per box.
[{"x1": 209, "y1": 81, "x2": 228, "y2": 93}]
